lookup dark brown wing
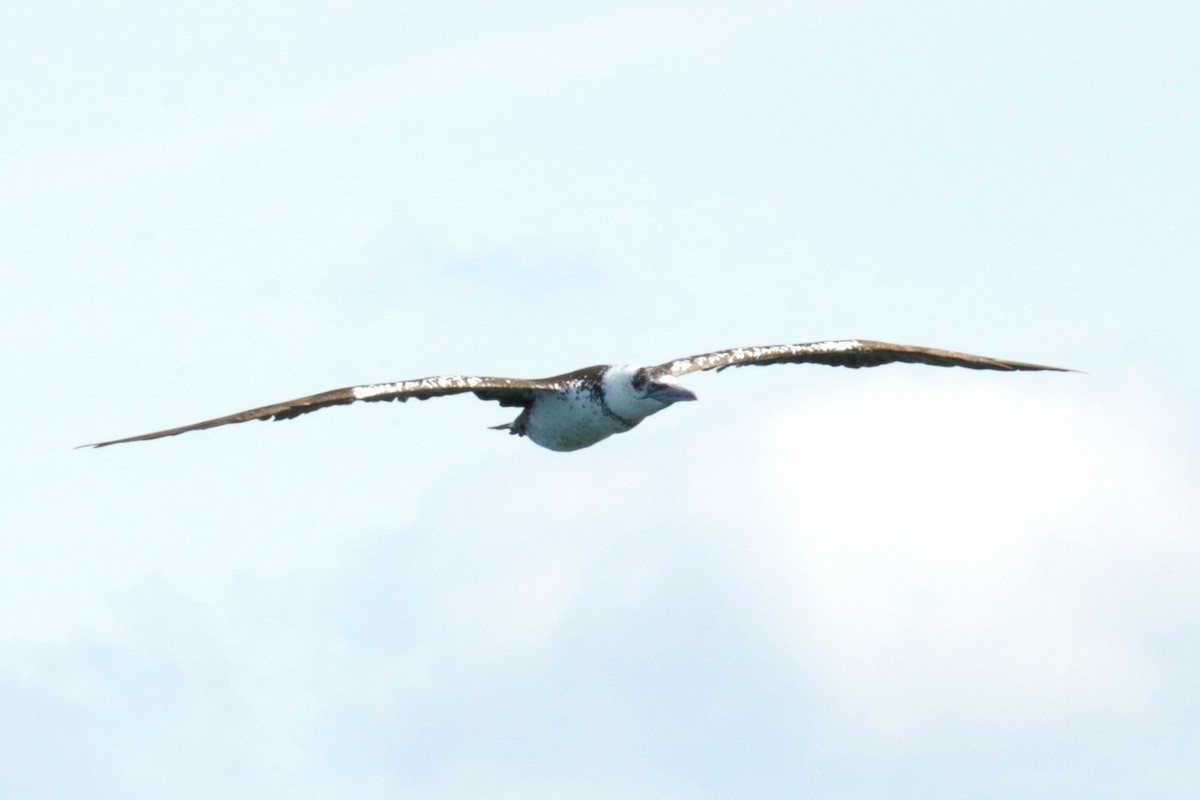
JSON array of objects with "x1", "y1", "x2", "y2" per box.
[
  {"x1": 652, "y1": 339, "x2": 1075, "y2": 377},
  {"x1": 80, "y1": 374, "x2": 571, "y2": 448}
]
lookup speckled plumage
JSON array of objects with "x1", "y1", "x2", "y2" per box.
[
  {"x1": 81, "y1": 339, "x2": 1074, "y2": 451},
  {"x1": 498, "y1": 369, "x2": 641, "y2": 451}
]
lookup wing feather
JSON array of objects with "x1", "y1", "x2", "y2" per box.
[
  {"x1": 80, "y1": 374, "x2": 567, "y2": 448},
  {"x1": 654, "y1": 339, "x2": 1074, "y2": 376}
]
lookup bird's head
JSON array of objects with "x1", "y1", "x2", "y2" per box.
[{"x1": 603, "y1": 366, "x2": 698, "y2": 421}]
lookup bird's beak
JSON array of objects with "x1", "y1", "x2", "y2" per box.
[{"x1": 649, "y1": 384, "x2": 698, "y2": 403}]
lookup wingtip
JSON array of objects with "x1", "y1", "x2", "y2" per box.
[{"x1": 1006, "y1": 360, "x2": 1082, "y2": 374}]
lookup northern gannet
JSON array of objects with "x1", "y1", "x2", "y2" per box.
[{"x1": 82, "y1": 339, "x2": 1073, "y2": 452}]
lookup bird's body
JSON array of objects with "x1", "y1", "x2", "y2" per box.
[
  {"x1": 82, "y1": 339, "x2": 1074, "y2": 451},
  {"x1": 490, "y1": 365, "x2": 696, "y2": 451},
  {"x1": 499, "y1": 367, "x2": 636, "y2": 452}
]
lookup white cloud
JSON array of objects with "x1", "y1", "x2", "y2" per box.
[
  {"x1": 4, "y1": 374, "x2": 1199, "y2": 798},
  {"x1": 741, "y1": 377, "x2": 1196, "y2": 744}
]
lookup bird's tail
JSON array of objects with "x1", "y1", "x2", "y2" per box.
[{"x1": 489, "y1": 418, "x2": 526, "y2": 437}]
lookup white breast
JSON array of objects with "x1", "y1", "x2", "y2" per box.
[{"x1": 523, "y1": 386, "x2": 634, "y2": 452}]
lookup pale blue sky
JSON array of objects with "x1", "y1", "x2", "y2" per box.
[{"x1": 3, "y1": 2, "x2": 1198, "y2": 798}]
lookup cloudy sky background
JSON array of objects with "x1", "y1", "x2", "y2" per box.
[{"x1": 3, "y1": 1, "x2": 1198, "y2": 797}]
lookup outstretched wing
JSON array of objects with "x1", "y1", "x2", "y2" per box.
[
  {"x1": 652, "y1": 339, "x2": 1074, "y2": 377},
  {"x1": 80, "y1": 374, "x2": 569, "y2": 448}
]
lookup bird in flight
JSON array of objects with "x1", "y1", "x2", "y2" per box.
[{"x1": 81, "y1": 339, "x2": 1073, "y2": 452}]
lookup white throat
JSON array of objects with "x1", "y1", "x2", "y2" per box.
[{"x1": 601, "y1": 366, "x2": 670, "y2": 422}]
